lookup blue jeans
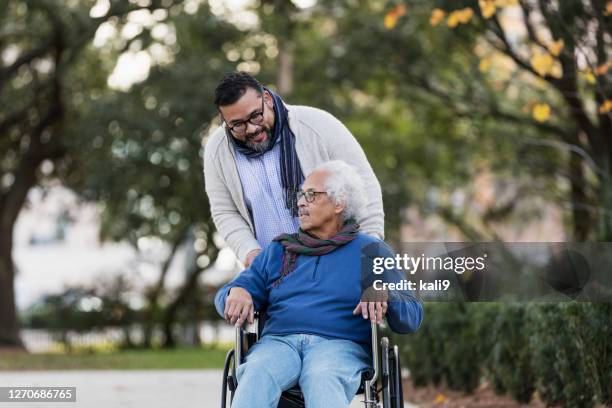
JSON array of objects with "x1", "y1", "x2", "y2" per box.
[{"x1": 232, "y1": 333, "x2": 371, "y2": 408}]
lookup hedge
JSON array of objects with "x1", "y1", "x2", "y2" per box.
[{"x1": 392, "y1": 302, "x2": 611, "y2": 407}]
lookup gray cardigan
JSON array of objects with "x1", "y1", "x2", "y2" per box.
[{"x1": 203, "y1": 105, "x2": 385, "y2": 262}]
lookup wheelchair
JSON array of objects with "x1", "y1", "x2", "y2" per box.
[{"x1": 220, "y1": 311, "x2": 405, "y2": 408}]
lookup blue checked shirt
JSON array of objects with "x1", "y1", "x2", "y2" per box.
[{"x1": 234, "y1": 138, "x2": 300, "y2": 249}]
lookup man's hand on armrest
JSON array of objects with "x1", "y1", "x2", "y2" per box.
[
  {"x1": 352, "y1": 286, "x2": 388, "y2": 324},
  {"x1": 224, "y1": 287, "x2": 255, "y2": 327}
]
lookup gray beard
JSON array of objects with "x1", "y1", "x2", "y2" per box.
[{"x1": 246, "y1": 131, "x2": 273, "y2": 152}]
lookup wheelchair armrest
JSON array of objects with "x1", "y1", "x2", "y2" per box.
[
  {"x1": 363, "y1": 321, "x2": 380, "y2": 404},
  {"x1": 234, "y1": 311, "x2": 263, "y2": 366},
  {"x1": 369, "y1": 321, "x2": 379, "y2": 383}
]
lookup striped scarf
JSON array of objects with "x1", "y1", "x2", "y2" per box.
[
  {"x1": 229, "y1": 87, "x2": 303, "y2": 216},
  {"x1": 271, "y1": 220, "x2": 360, "y2": 287}
]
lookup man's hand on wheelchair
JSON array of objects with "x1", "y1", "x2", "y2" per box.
[
  {"x1": 224, "y1": 287, "x2": 254, "y2": 327},
  {"x1": 352, "y1": 286, "x2": 388, "y2": 324}
]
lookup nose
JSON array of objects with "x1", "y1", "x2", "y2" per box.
[
  {"x1": 297, "y1": 193, "x2": 307, "y2": 207},
  {"x1": 245, "y1": 121, "x2": 260, "y2": 134}
]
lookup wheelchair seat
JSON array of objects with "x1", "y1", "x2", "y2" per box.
[
  {"x1": 220, "y1": 311, "x2": 404, "y2": 408},
  {"x1": 282, "y1": 368, "x2": 373, "y2": 399}
]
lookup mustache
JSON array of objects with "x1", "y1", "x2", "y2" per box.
[
  {"x1": 245, "y1": 127, "x2": 267, "y2": 141},
  {"x1": 298, "y1": 208, "x2": 309, "y2": 216}
]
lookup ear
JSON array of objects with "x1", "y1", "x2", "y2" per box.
[
  {"x1": 263, "y1": 90, "x2": 273, "y2": 108},
  {"x1": 334, "y1": 200, "x2": 346, "y2": 215}
]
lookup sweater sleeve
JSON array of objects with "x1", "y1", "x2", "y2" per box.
[
  {"x1": 315, "y1": 110, "x2": 385, "y2": 240},
  {"x1": 203, "y1": 136, "x2": 261, "y2": 264},
  {"x1": 214, "y1": 245, "x2": 271, "y2": 317},
  {"x1": 362, "y1": 241, "x2": 423, "y2": 334}
]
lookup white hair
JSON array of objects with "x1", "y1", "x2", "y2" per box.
[{"x1": 313, "y1": 160, "x2": 367, "y2": 222}]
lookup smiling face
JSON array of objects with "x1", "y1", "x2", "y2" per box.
[
  {"x1": 297, "y1": 170, "x2": 345, "y2": 239},
  {"x1": 218, "y1": 87, "x2": 275, "y2": 151}
]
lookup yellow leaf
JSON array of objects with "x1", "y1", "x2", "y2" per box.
[
  {"x1": 433, "y1": 393, "x2": 448, "y2": 404},
  {"x1": 595, "y1": 62, "x2": 610, "y2": 75},
  {"x1": 548, "y1": 39, "x2": 564, "y2": 57},
  {"x1": 430, "y1": 8, "x2": 446, "y2": 26},
  {"x1": 447, "y1": 11, "x2": 460, "y2": 27},
  {"x1": 550, "y1": 64, "x2": 563, "y2": 79},
  {"x1": 384, "y1": 4, "x2": 407, "y2": 29},
  {"x1": 583, "y1": 69, "x2": 596, "y2": 84},
  {"x1": 532, "y1": 103, "x2": 551, "y2": 122},
  {"x1": 447, "y1": 8, "x2": 473, "y2": 27},
  {"x1": 599, "y1": 100, "x2": 612, "y2": 114},
  {"x1": 457, "y1": 8, "x2": 474, "y2": 23},
  {"x1": 605, "y1": 1, "x2": 612, "y2": 16},
  {"x1": 384, "y1": 14, "x2": 397, "y2": 29},
  {"x1": 479, "y1": 57, "x2": 492, "y2": 73},
  {"x1": 479, "y1": 0, "x2": 497, "y2": 18},
  {"x1": 530, "y1": 52, "x2": 555, "y2": 77}
]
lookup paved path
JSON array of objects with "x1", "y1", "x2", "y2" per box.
[{"x1": 0, "y1": 370, "x2": 418, "y2": 407}]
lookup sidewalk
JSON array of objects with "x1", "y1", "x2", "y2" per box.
[{"x1": 0, "y1": 370, "x2": 418, "y2": 407}]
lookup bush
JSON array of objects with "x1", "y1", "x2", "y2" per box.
[
  {"x1": 529, "y1": 303, "x2": 611, "y2": 408},
  {"x1": 398, "y1": 303, "x2": 483, "y2": 393},
  {"x1": 487, "y1": 303, "x2": 534, "y2": 403},
  {"x1": 395, "y1": 302, "x2": 611, "y2": 407}
]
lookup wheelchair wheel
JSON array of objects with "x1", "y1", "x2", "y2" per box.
[
  {"x1": 221, "y1": 349, "x2": 236, "y2": 408},
  {"x1": 381, "y1": 337, "x2": 391, "y2": 408},
  {"x1": 381, "y1": 339, "x2": 404, "y2": 408},
  {"x1": 391, "y1": 345, "x2": 404, "y2": 408}
]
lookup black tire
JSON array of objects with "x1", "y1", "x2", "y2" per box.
[
  {"x1": 381, "y1": 337, "x2": 391, "y2": 408},
  {"x1": 221, "y1": 349, "x2": 235, "y2": 408},
  {"x1": 392, "y1": 345, "x2": 404, "y2": 408}
]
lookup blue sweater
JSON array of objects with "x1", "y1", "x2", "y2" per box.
[{"x1": 214, "y1": 234, "x2": 423, "y2": 346}]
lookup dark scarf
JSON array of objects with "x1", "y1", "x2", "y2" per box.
[
  {"x1": 271, "y1": 220, "x2": 360, "y2": 287},
  {"x1": 229, "y1": 87, "x2": 304, "y2": 216}
]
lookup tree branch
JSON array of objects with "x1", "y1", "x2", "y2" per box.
[
  {"x1": 0, "y1": 40, "x2": 54, "y2": 87},
  {"x1": 413, "y1": 77, "x2": 573, "y2": 140},
  {"x1": 535, "y1": 0, "x2": 600, "y2": 152},
  {"x1": 518, "y1": 0, "x2": 549, "y2": 51}
]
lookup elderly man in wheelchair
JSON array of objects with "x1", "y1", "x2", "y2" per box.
[{"x1": 216, "y1": 160, "x2": 423, "y2": 408}]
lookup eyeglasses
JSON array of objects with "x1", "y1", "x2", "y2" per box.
[
  {"x1": 297, "y1": 190, "x2": 327, "y2": 203},
  {"x1": 221, "y1": 97, "x2": 265, "y2": 136}
]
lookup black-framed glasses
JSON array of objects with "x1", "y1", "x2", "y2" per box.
[
  {"x1": 220, "y1": 97, "x2": 265, "y2": 135},
  {"x1": 297, "y1": 190, "x2": 328, "y2": 203}
]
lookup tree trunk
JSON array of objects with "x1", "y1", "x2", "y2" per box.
[
  {"x1": 569, "y1": 150, "x2": 592, "y2": 241},
  {"x1": 600, "y1": 164, "x2": 612, "y2": 241},
  {"x1": 277, "y1": 39, "x2": 294, "y2": 96},
  {"x1": 0, "y1": 150, "x2": 44, "y2": 349},
  {"x1": 0, "y1": 237, "x2": 22, "y2": 348}
]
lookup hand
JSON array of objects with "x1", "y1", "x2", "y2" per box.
[
  {"x1": 353, "y1": 286, "x2": 388, "y2": 324},
  {"x1": 353, "y1": 301, "x2": 388, "y2": 324},
  {"x1": 224, "y1": 287, "x2": 254, "y2": 327},
  {"x1": 244, "y1": 249, "x2": 262, "y2": 268}
]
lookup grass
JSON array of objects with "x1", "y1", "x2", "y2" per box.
[{"x1": 0, "y1": 345, "x2": 231, "y2": 371}]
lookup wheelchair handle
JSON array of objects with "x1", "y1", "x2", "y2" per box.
[{"x1": 234, "y1": 325, "x2": 242, "y2": 367}]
